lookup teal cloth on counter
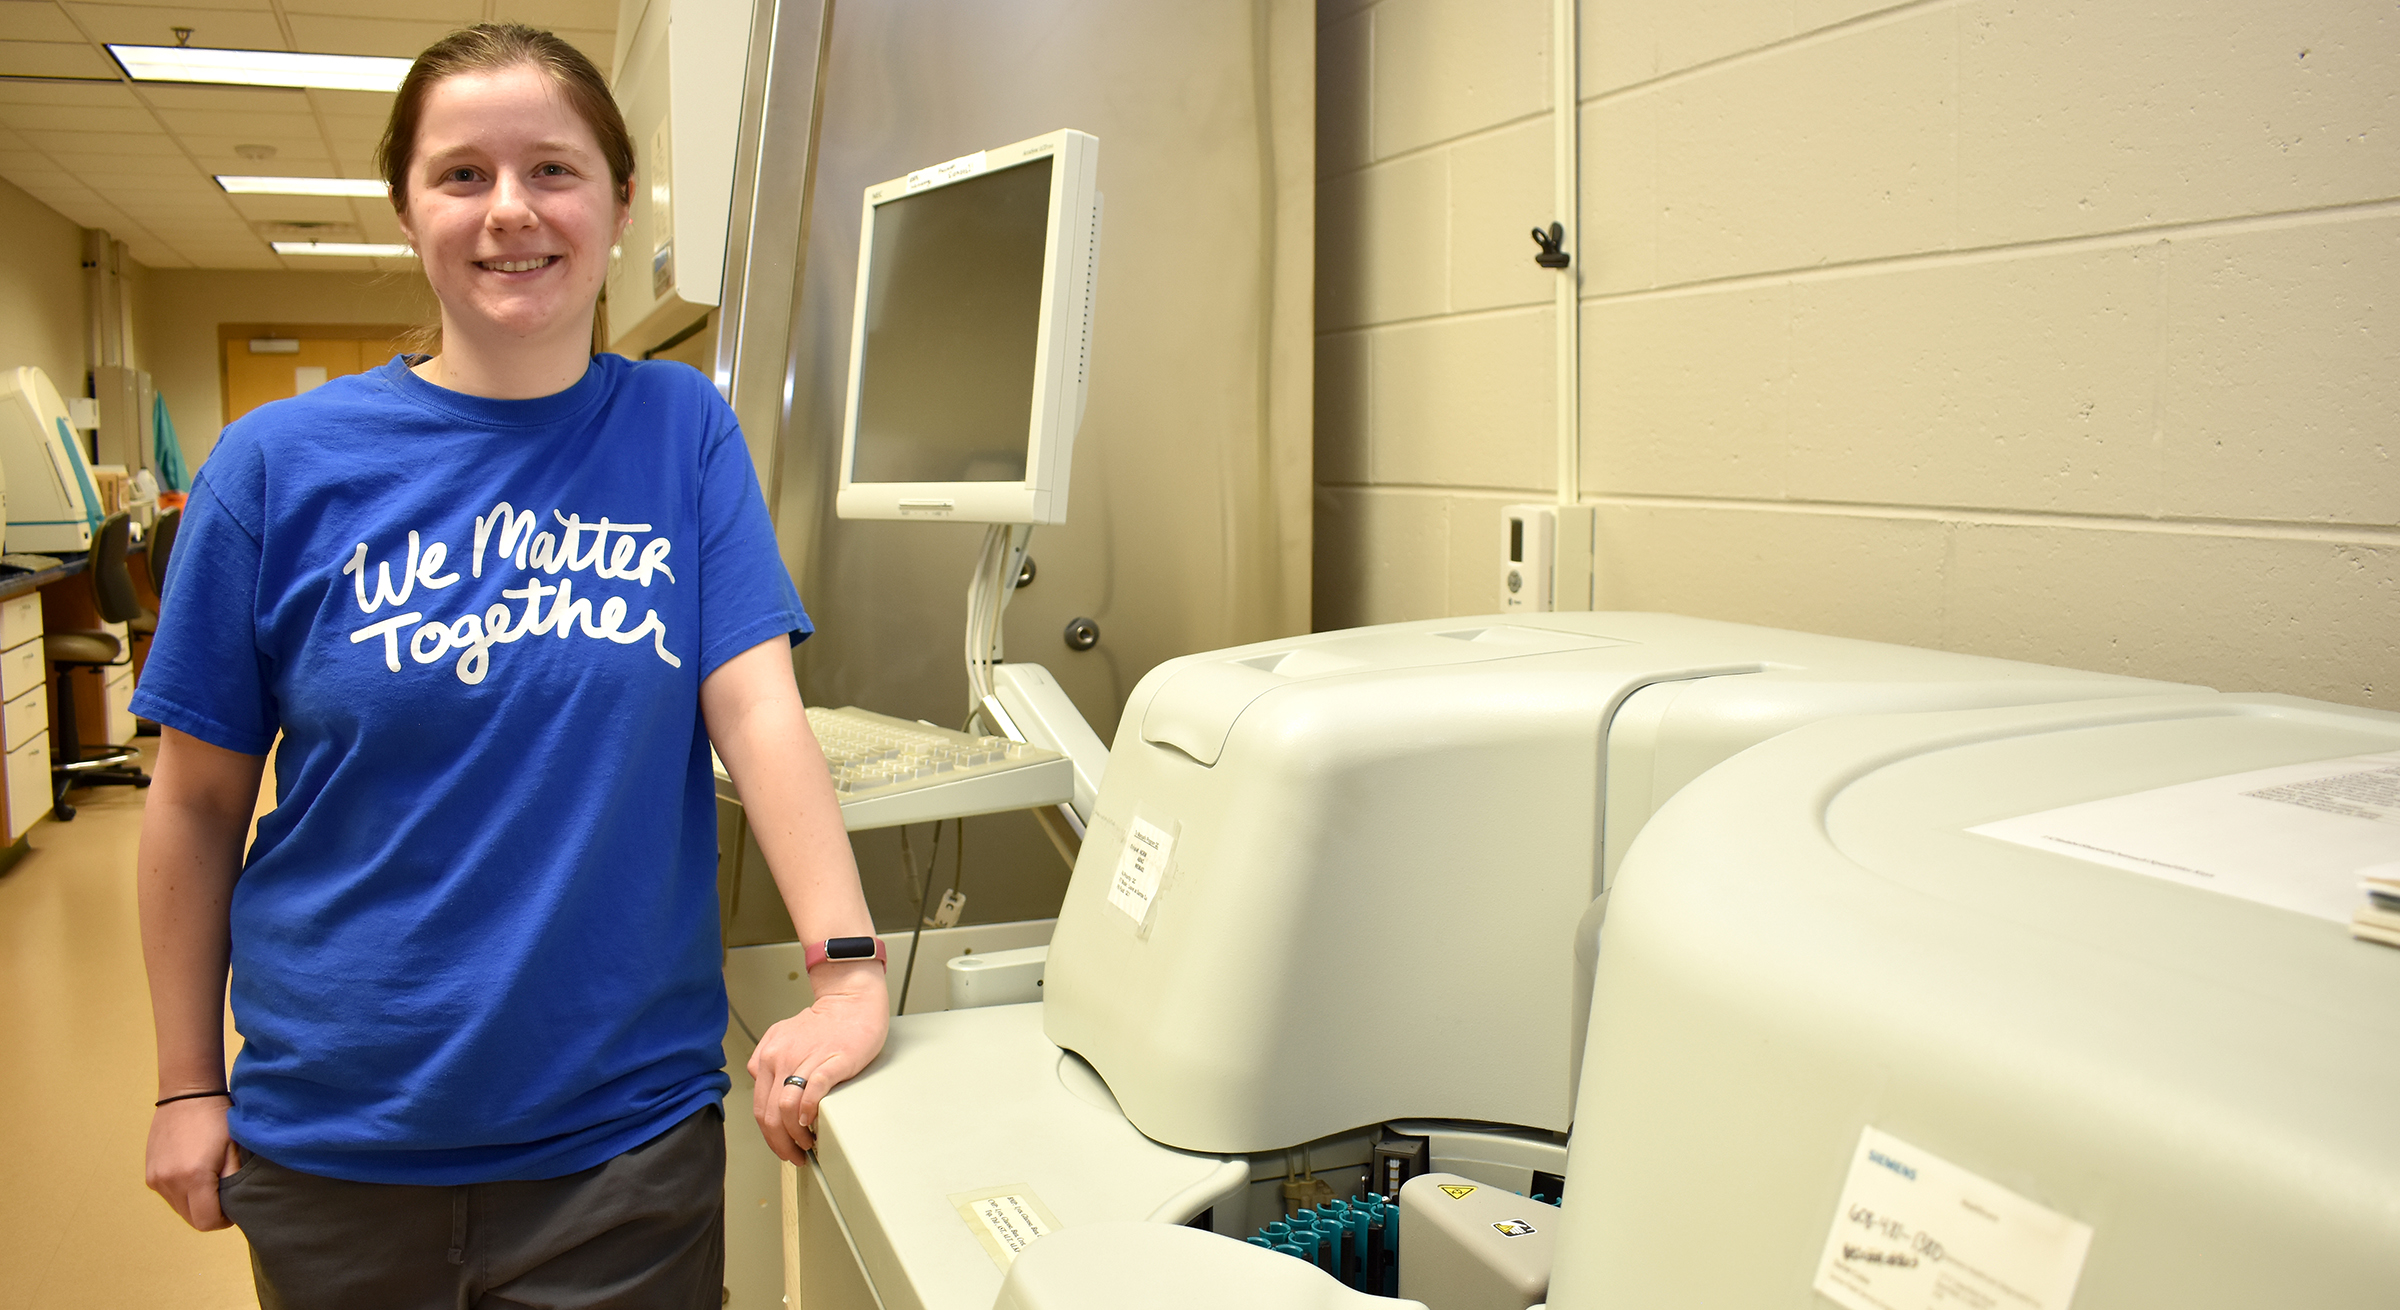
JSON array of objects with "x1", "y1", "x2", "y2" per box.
[{"x1": 151, "y1": 390, "x2": 189, "y2": 490}]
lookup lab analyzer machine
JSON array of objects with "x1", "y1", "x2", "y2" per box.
[
  {"x1": 790, "y1": 611, "x2": 2202, "y2": 1309},
  {"x1": 0, "y1": 366, "x2": 103, "y2": 555},
  {"x1": 1551, "y1": 692, "x2": 2400, "y2": 1310}
]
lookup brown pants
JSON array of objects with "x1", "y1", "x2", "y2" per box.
[{"x1": 218, "y1": 1106, "x2": 725, "y2": 1310}]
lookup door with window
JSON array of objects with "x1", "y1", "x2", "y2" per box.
[{"x1": 220, "y1": 325, "x2": 421, "y2": 425}]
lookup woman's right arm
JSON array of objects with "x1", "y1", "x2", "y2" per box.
[{"x1": 139, "y1": 727, "x2": 267, "y2": 1232}]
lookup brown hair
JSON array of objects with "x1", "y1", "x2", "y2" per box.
[{"x1": 375, "y1": 23, "x2": 635, "y2": 213}]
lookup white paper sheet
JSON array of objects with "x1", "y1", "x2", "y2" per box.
[{"x1": 1969, "y1": 750, "x2": 2400, "y2": 924}]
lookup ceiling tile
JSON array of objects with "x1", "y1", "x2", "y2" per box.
[
  {"x1": 63, "y1": 4, "x2": 286, "y2": 48},
  {"x1": 135, "y1": 83, "x2": 306, "y2": 111},
  {"x1": 0, "y1": 162, "x2": 75, "y2": 191},
  {"x1": 69, "y1": 0, "x2": 279, "y2": 13},
  {"x1": 0, "y1": 2, "x2": 85, "y2": 44},
  {"x1": 305, "y1": 86, "x2": 386, "y2": 117},
  {"x1": 0, "y1": 81, "x2": 139, "y2": 111},
  {"x1": 284, "y1": 13, "x2": 452, "y2": 58},
  {"x1": 489, "y1": 0, "x2": 616, "y2": 33},
  {"x1": 285, "y1": 0, "x2": 479, "y2": 24},
  {"x1": 0, "y1": 100, "x2": 153, "y2": 131},
  {"x1": 18, "y1": 125, "x2": 181, "y2": 153},
  {"x1": 0, "y1": 37, "x2": 119, "y2": 76},
  {"x1": 177, "y1": 132, "x2": 327, "y2": 160},
  {"x1": 225, "y1": 190, "x2": 350, "y2": 220},
  {"x1": 156, "y1": 105, "x2": 313, "y2": 136},
  {"x1": 82, "y1": 169, "x2": 214, "y2": 191},
  {"x1": 320, "y1": 112, "x2": 380, "y2": 141}
]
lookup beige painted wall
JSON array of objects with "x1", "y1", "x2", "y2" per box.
[
  {"x1": 1316, "y1": 0, "x2": 2398, "y2": 708},
  {"x1": 136, "y1": 268, "x2": 438, "y2": 469},
  {"x1": 0, "y1": 174, "x2": 91, "y2": 404}
]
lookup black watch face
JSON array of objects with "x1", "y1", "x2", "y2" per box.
[{"x1": 827, "y1": 936, "x2": 877, "y2": 960}]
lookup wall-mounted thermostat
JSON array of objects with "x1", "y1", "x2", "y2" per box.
[{"x1": 1502, "y1": 503, "x2": 1596, "y2": 612}]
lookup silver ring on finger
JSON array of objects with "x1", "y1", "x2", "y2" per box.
[{"x1": 782, "y1": 1074, "x2": 807, "y2": 1091}]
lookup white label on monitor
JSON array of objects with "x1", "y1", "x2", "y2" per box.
[
  {"x1": 1106, "y1": 815, "x2": 1173, "y2": 928},
  {"x1": 1813, "y1": 1128, "x2": 2092, "y2": 1310},
  {"x1": 907, "y1": 149, "x2": 988, "y2": 193}
]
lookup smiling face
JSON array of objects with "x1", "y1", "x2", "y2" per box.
[{"x1": 394, "y1": 63, "x2": 628, "y2": 357}]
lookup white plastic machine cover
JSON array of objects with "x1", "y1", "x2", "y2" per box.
[
  {"x1": 1549, "y1": 693, "x2": 2400, "y2": 1309},
  {"x1": 806, "y1": 1004, "x2": 1248, "y2": 1310},
  {"x1": 993, "y1": 1222, "x2": 1425, "y2": 1310},
  {"x1": 1041, "y1": 613, "x2": 2195, "y2": 1154},
  {"x1": 0, "y1": 367, "x2": 99, "y2": 554}
]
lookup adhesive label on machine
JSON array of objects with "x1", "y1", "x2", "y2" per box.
[
  {"x1": 1813, "y1": 1127, "x2": 2092, "y2": 1310},
  {"x1": 1493, "y1": 1219, "x2": 1537, "y2": 1237},
  {"x1": 1439, "y1": 1184, "x2": 1478, "y2": 1200},
  {"x1": 1106, "y1": 815, "x2": 1175, "y2": 930},
  {"x1": 949, "y1": 1185, "x2": 1062, "y2": 1270}
]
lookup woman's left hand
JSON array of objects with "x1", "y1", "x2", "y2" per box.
[{"x1": 747, "y1": 959, "x2": 890, "y2": 1160}]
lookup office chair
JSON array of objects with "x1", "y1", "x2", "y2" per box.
[
  {"x1": 147, "y1": 506, "x2": 180, "y2": 601},
  {"x1": 49, "y1": 511, "x2": 149, "y2": 819},
  {"x1": 129, "y1": 506, "x2": 176, "y2": 738}
]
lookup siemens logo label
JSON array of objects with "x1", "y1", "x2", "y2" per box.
[{"x1": 1868, "y1": 1150, "x2": 1917, "y2": 1181}]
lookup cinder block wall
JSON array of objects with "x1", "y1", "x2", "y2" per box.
[{"x1": 1315, "y1": 0, "x2": 2398, "y2": 708}]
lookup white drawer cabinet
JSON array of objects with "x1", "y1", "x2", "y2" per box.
[
  {"x1": 0, "y1": 592, "x2": 44, "y2": 839},
  {"x1": 4, "y1": 682, "x2": 46, "y2": 753},
  {"x1": 1, "y1": 638, "x2": 40, "y2": 703},
  {"x1": 103, "y1": 666, "x2": 134, "y2": 746},
  {"x1": 0, "y1": 594, "x2": 39, "y2": 649}
]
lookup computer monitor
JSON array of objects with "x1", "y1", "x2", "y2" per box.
[{"x1": 835, "y1": 129, "x2": 1100, "y2": 526}]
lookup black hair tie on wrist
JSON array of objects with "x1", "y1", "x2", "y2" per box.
[{"x1": 155, "y1": 1090, "x2": 234, "y2": 1107}]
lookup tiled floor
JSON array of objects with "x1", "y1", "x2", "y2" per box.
[{"x1": 0, "y1": 745, "x2": 258, "y2": 1309}]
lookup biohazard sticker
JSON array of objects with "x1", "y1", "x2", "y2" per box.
[
  {"x1": 1494, "y1": 1219, "x2": 1538, "y2": 1237},
  {"x1": 1438, "y1": 1184, "x2": 1477, "y2": 1200}
]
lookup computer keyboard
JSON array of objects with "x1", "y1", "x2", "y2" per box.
[{"x1": 713, "y1": 705, "x2": 1073, "y2": 832}]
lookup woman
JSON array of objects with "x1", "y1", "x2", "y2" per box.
[{"x1": 135, "y1": 24, "x2": 885, "y2": 1306}]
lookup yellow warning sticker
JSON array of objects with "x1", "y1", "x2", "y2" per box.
[
  {"x1": 1494, "y1": 1219, "x2": 1538, "y2": 1237},
  {"x1": 1439, "y1": 1184, "x2": 1477, "y2": 1200}
]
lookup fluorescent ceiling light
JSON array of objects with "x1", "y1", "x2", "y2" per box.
[
  {"x1": 218, "y1": 175, "x2": 387, "y2": 198},
  {"x1": 273, "y1": 242, "x2": 411, "y2": 257},
  {"x1": 109, "y1": 45, "x2": 409, "y2": 93}
]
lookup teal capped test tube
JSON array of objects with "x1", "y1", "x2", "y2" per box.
[
  {"x1": 1248, "y1": 1236, "x2": 1274, "y2": 1249},
  {"x1": 1275, "y1": 1242, "x2": 1307, "y2": 1261}
]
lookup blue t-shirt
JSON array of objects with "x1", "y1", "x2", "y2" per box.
[{"x1": 131, "y1": 354, "x2": 808, "y2": 1185}]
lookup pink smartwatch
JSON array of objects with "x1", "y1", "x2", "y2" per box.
[{"x1": 804, "y1": 936, "x2": 889, "y2": 970}]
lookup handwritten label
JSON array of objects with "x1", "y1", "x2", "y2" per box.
[
  {"x1": 907, "y1": 149, "x2": 988, "y2": 193},
  {"x1": 1106, "y1": 815, "x2": 1174, "y2": 928},
  {"x1": 949, "y1": 1185, "x2": 1060, "y2": 1270},
  {"x1": 1814, "y1": 1128, "x2": 2092, "y2": 1310}
]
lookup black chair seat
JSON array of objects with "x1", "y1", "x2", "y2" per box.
[
  {"x1": 129, "y1": 610, "x2": 156, "y2": 637},
  {"x1": 45, "y1": 630, "x2": 122, "y2": 665}
]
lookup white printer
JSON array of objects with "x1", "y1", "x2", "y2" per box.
[
  {"x1": 795, "y1": 613, "x2": 2199, "y2": 1310},
  {"x1": 1550, "y1": 693, "x2": 2400, "y2": 1310},
  {"x1": 0, "y1": 367, "x2": 101, "y2": 555}
]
